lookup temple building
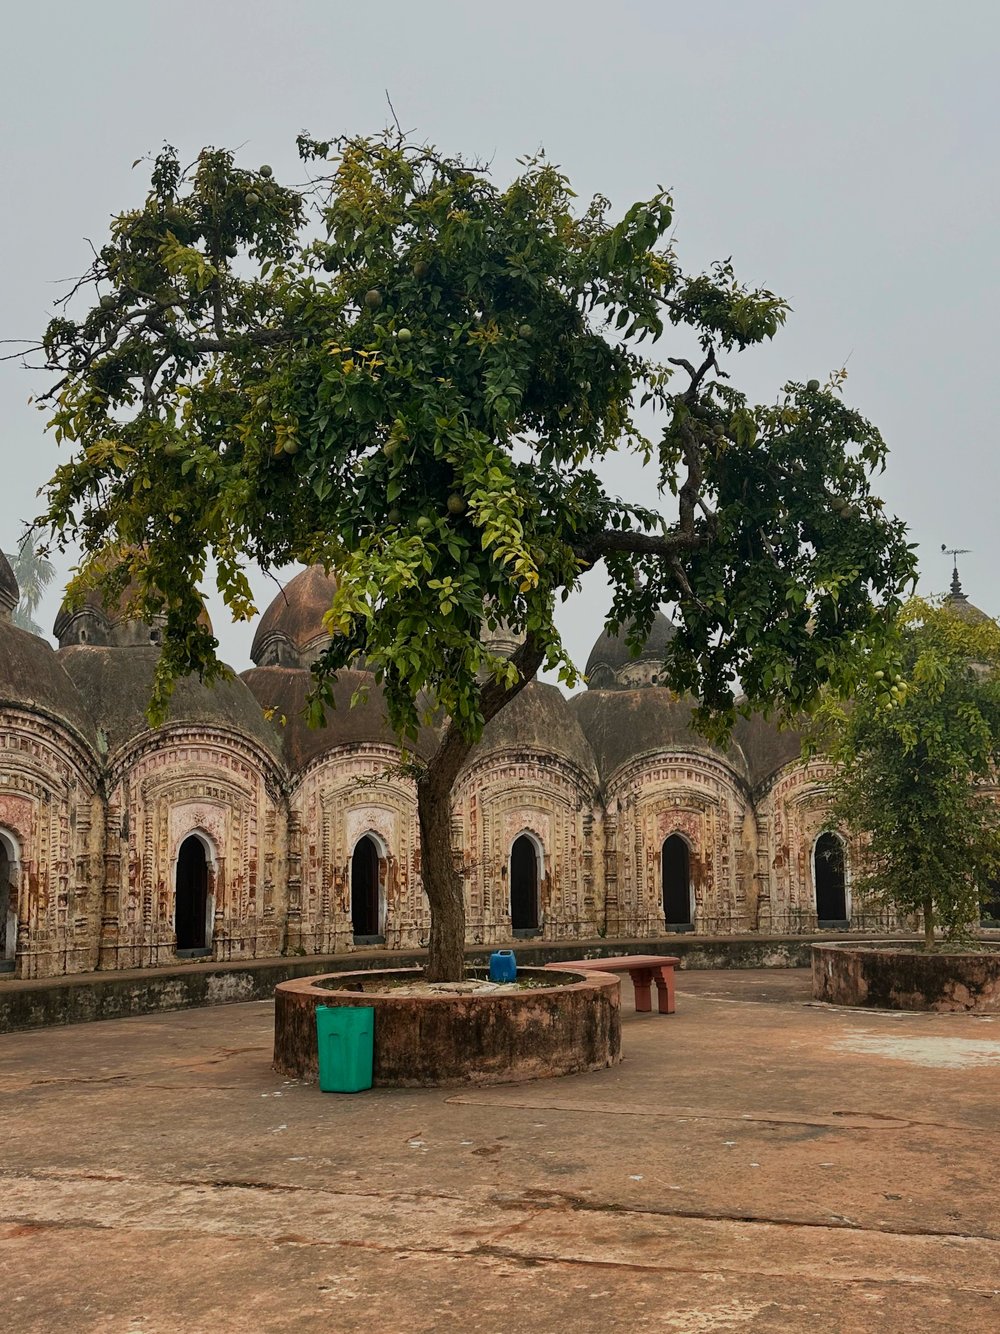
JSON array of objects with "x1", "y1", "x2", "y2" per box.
[{"x1": 2, "y1": 549, "x2": 952, "y2": 980}]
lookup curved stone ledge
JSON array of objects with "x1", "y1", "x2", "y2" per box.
[
  {"x1": 273, "y1": 967, "x2": 622, "y2": 1086},
  {"x1": 812, "y1": 942, "x2": 1000, "y2": 1013}
]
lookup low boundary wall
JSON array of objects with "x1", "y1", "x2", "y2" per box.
[{"x1": 1, "y1": 933, "x2": 917, "y2": 1034}]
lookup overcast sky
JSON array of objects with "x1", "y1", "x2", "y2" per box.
[{"x1": 2, "y1": 0, "x2": 997, "y2": 676}]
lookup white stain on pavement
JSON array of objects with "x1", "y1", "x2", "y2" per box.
[{"x1": 834, "y1": 1031, "x2": 1000, "y2": 1068}]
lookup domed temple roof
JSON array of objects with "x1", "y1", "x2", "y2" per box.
[
  {"x1": 54, "y1": 566, "x2": 213, "y2": 650},
  {"x1": 570, "y1": 686, "x2": 748, "y2": 786},
  {"x1": 942, "y1": 565, "x2": 991, "y2": 626},
  {"x1": 0, "y1": 550, "x2": 17, "y2": 618},
  {"x1": 585, "y1": 612, "x2": 676, "y2": 690},
  {"x1": 251, "y1": 567, "x2": 338, "y2": 669},
  {"x1": 242, "y1": 665, "x2": 440, "y2": 771},
  {"x1": 58, "y1": 645, "x2": 280, "y2": 758},
  {"x1": 0, "y1": 620, "x2": 97, "y2": 746},
  {"x1": 731, "y1": 709, "x2": 805, "y2": 789},
  {"x1": 463, "y1": 682, "x2": 598, "y2": 784}
]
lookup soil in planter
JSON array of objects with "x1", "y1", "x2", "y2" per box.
[
  {"x1": 852, "y1": 944, "x2": 1000, "y2": 957},
  {"x1": 316, "y1": 969, "x2": 573, "y2": 998}
]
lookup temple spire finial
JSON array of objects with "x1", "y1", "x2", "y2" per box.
[{"x1": 942, "y1": 544, "x2": 971, "y2": 601}]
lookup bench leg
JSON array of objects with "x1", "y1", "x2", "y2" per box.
[
  {"x1": 628, "y1": 968, "x2": 653, "y2": 1012},
  {"x1": 654, "y1": 967, "x2": 676, "y2": 1014}
]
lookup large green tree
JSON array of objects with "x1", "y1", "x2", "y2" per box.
[
  {"x1": 822, "y1": 599, "x2": 1000, "y2": 947},
  {"x1": 26, "y1": 133, "x2": 914, "y2": 979}
]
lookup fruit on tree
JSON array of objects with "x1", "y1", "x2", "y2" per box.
[
  {"x1": 412, "y1": 259, "x2": 429, "y2": 279},
  {"x1": 259, "y1": 164, "x2": 273, "y2": 178},
  {"x1": 806, "y1": 379, "x2": 820, "y2": 392},
  {"x1": 364, "y1": 289, "x2": 382, "y2": 309},
  {"x1": 446, "y1": 493, "x2": 466, "y2": 516},
  {"x1": 396, "y1": 327, "x2": 412, "y2": 343},
  {"x1": 245, "y1": 191, "x2": 261, "y2": 207}
]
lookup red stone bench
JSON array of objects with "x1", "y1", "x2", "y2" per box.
[{"x1": 546, "y1": 955, "x2": 680, "y2": 1014}]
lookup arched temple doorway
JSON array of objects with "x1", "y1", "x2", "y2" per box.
[
  {"x1": 662, "y1": 834, "x2": 693, "y2": 929},
  {"x1": 175, "y1": 834, "x2": 213, "y2": 953},
  {"x1": 814, "y1": 832, "x2": 848, "y2": 924},
  {"x1": 980, "y1": 877, "x2": 1000, "y2": 926},
  {"x1": 351, "y1": 834, "x2": 384, "y2": 941},
  {"x1": 0, "y1": 830, "x2": 17, "y2": 966},
  {"x1": 510, "y1": 834, "x2": 542, "y2": 934}
]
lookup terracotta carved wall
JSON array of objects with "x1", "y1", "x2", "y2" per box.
[
  {"x1": 101, "y1": 728, "x2": 285, "y2": 969},
  {"x1": 603, "y1": 752, "x2": 750, "y2": 937},
  {"x1": 288, "y1": 746, "x2": 425, "y2": 954},
  {"x1": 454, "y1": 753, "x2": 599, "y2": 944},
  {"x1": 0, "y1": 694, "x2": 925, "y2": 984},
  {"x1": 754, "y1": 760, "x2": 893, "y2": 932},
  {"x1": 0, "y1": 708, "x2": 102, "y2": 979}
]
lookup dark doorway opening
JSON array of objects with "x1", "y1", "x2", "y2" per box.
[
  {"x1": 351, "y1": 835, "x2": 382, "y2": 941},
  {"x1": 981, "y1": 878, "x2": 1000, "y2": 926},
  {"x1": 510, "y1": 835, "x2": 540, "y2": 934},
  {"x1": 815, "y1": 833, "x2": 848, "y2": 925},
  {"x1": 0, "y1": 835, "x2": 13, "y2": 966},
  {"x1": 662, "y1": 835, "x2": 692, "y2": 929},
  {"x1": 175, "y1": 835, "x2": 210, "y2": 952}
]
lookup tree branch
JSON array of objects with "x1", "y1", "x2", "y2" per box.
[
  {"x1": 667, "y1": 347, "x2": 717, "y2": 393},
  {"x1": 421, "y1": 632, "x2": 546, "y2": 795},
  {"x1": 575, "y1": 528, "x2": 705, "y2": 564},
  {"x1": 480, "y1": 632, "x2": 546, "y2": 726}
]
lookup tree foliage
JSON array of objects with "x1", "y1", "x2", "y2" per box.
[
  {"x1": 4, "y1": 532, "x2": 56, "y2": 636},
  {"x1": 30, "y1": 134, "x2": 913, "y2": 736},
  {"x1": 21, "y1": 131, "x2": 918, "y2": 978},
  {"x1": 821, "y1": 600, "x2": 1000, "y2": 946}
]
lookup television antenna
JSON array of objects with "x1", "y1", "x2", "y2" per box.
[{"x1": 941, "y1": 544, "x2": 971, "y2": 597}]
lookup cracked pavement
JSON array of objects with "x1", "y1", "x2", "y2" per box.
[{"x1": 1, "y1": 969, "x2": 998, "y2": 1332}]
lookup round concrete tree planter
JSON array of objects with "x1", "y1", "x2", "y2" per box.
[
  {"x1": 812, "y1": 942, "x2": 1000, "y2": 1013},
  {"x1": 273, "y1": 967, "x2": 622, "y2": 1086}
]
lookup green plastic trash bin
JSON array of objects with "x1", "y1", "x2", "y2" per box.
[{"x1": 315, "y1": 1004, "x2": 374, "y2": 1093}]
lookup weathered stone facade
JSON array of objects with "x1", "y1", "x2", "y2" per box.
[
  {"x1": 0, "y1": 555, "x2": 911, "y2": 980},
  {"x1": 0, "y1": 704, "x2": 102, "y2": 979}
]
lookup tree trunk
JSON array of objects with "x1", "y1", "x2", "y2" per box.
[
  {"x1": 415, "y1": 633, "x2": 546, "y2": 982},
  {"x1": 922, "y1": 893, "x2": 935, "y2": 950},
  {"x1": 417, "y1": 751, "x2": 469, "y2": 982}
]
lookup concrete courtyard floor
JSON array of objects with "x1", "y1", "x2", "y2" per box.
[{"x1": 1, "y1": 970, "x2": 998, "y2": 1334}]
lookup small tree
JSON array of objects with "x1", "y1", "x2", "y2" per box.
[
  {"x1": 4, "y1": 532, "x2": 55, "y2": 636},
  {"x1": 23, "y1": 133, "x2": 915, "y2": 979},
  {"x1": 823, "y1": 599, "x2": 1000, "y2": 947}
]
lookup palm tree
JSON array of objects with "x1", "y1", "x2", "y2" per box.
[{"x1": 4, "y1": 532, "x2": 55, "y2": 636}]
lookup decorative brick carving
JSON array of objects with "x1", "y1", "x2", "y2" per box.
[
  {"x1": 0, "y1": 708, "x2": 101, "y2": 978},
  {"x1": 1, "y1": 697, "x2": 899, "y2": 980}
]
